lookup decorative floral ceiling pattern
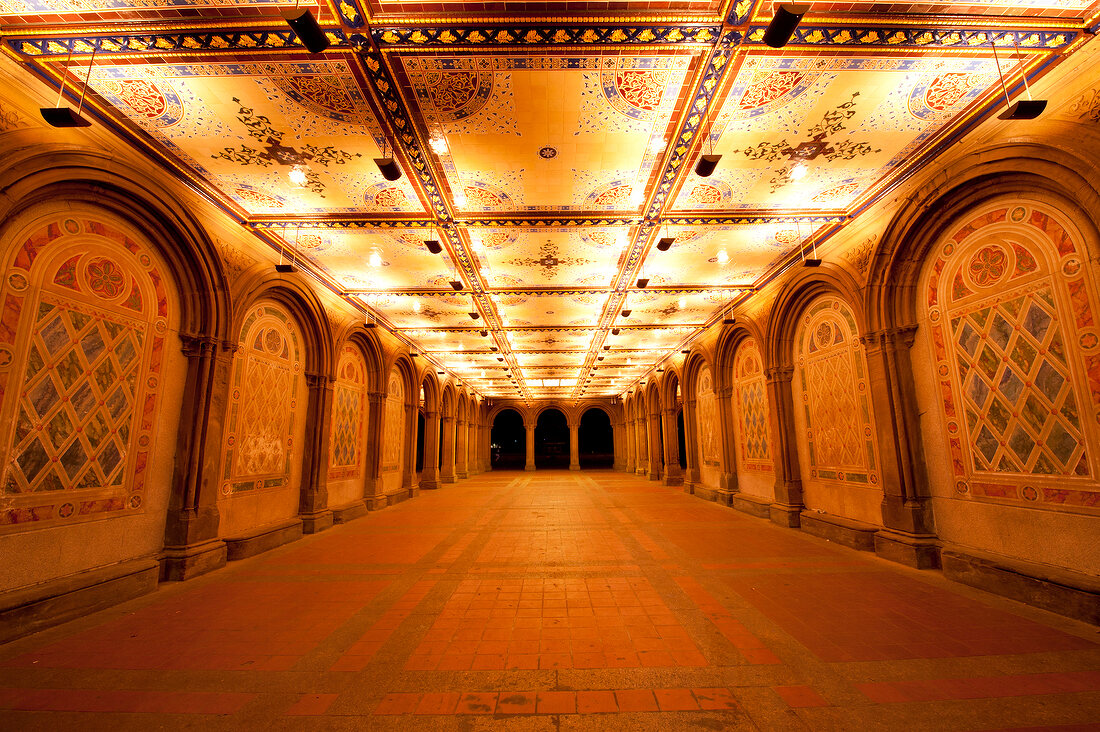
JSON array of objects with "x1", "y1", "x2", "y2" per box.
[{"x1": 3, "y1": 0, "x2": 1097, "y2": 400}]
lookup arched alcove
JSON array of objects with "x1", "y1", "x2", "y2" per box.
[
  {"x1": 535, "y1": 408, "x2": 569, "y2": 469},
  {"x1": 579, "y1": 408, "x2": 614, "y2": 468},
  {"x1": 491, "y1": 408, "x2": 525, "y2": 470}
]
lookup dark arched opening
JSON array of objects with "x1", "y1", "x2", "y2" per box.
[
  {"x1": 415, "y1": 409, "x2": 425, "y2": 472},
  {"x1": 579, "y1": 408, "x2": 614, "y2": 469},
  {"x1": 535, "y1": 408, "x2": 569, "y2": 469},
  {"x1": 677, "y1": 409, "x2": 687, "y2": 469},
  {"x1": 490, "y1": 409, "x2": 525, "y2": 470}
]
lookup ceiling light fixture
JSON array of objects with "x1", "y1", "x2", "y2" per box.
[
  {"x1": 479, "y1": 329, "x2": 488, "y2": 337},
  {"x1": 368, "y1": 249, "x2": 382, "y2": 267},
  {"x1": 789, "y1": 162, "x2": 808, "y2": 181},
  {"x1": 695, "y1": 99, "x2": 721, "y2": 177},
  {"x1": 612, "y1": 328, "x2": 620, "y2": 335},
  {"x1": 764, "y1": 3, "x2": 809, "y2": 48},
  {"x1": 283, "y1": 1, "x2": 330, "y2": 53},
  {"x1": 424, "y1": 239, "x2": 442, "y2": 254},
  {"x1": 717, "y1": 249, "x2": 729, "y2": 264},
  {"x1": 41, "y1": 46, "x2": 95, "y2": 128},
  {"x1": 991, "y1": 36, "x2": 1047, "y2": 120},
  {"x1": 276, "y1": 227, "x2": 299, "y2": 274},
  {"x1": 468, "y1": 311, "x2": 480, "y2": 319},
  {"x1": 798, "y1": 219, "x2": 821, "y2": 267},
  {"x1": 621, "y1": 308, "x2": 632, "y2": 317},
  {"x1": 374, "y1": 136, "x2": 401, "y2": 181},
  {"x1": 288, "y1": 165, "x2": 309, "y2": 187}
]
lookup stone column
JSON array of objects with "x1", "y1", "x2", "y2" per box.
[
  {"x1": 456, "y1": 418, "x2": 469, "y2": 479},
  {"x1": 625, "y1": 418, "x2": 636, "y2": 473},
  {"x1": 863, "y1": 325, "x2": 939, "y2": 568},
  {"x1": 440, "y1": 412, "x2": 457, "y2": 484},
  {"x1": 421, "y1": 409, "x2": 441, "y2": 489},
  {"x1": 682, "y1": 397, "x2": 700, "y2": 492},
  {"x1": 714, "y1": 385, "x2": 739, "y2": 504},
  {"x1": 661, "y1": 407, "x2": 683, "y2": 486},
  {"x1": 161, "y1": 336, "x2": 233, "y2": 581},
  {"x1": 765, "y1": 366, "x2": 803, "y2": 527},
  {"x1": 524, "y1": 420, "x2": 536, "y2": 471},
  {"x1": 401, "y1": 403, "x2": 420, "y2": 496},
  {"x1": 612, "y1": 420, "x2": 623, "y2": 470},
  {"x1": 298, "y1": 371, "x2": 335, "y2": 534},
  {"x1": 635, "y1": 416, "x2": 647, "y2": 475},
  {"x1": 568, "y1": 419, "x2": 581, "y2": 471},
  {"x1": 647, "y1": 410, "x2": 662, "y2": 481},
  {"x1": 363, "y1": 390, "x2": 387, "y2": 511}
]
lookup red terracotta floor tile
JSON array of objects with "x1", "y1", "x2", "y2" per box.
[
  {"x1": 536, "y1": 691, "x2": 576, "y2": 714},
  {"x1": 773, "y1": 685, "x2": 829, "y2": 708},
  {"x1": 285, "y1": 693, "x2": 339, "y2": 716},
  {"x1": 577, "y1": 690, "x2": 619, "y2": 713},
  {"x1": 373, "y1": 693, "x2": 420, "y2": 715},
  {"x1": 496, "y1": 692, "x2": 537, "y2": 714},
  {"x1": 615, "y1": 689, "x2": 659, "y2": 712}
]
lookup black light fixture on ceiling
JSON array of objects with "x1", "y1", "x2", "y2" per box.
[
  {"x1": 764, "y1": 3, "x2": 809, "y2": 49},
  {"x1": 374, "y1": 136, "x2": 402, "y2": 181},
  {"x1": 479, "y1": 329, "x2": 489, "y2": 337},
  {"x1": 656, "y1": 221, "x2": 675, "y2": 252},
  {"x1": 468, "y1": 311, "x2": 480, "y2": 320},
  {"x1": 991, "y1": 36, "x2": 1047, "y2": 120},
  {"x1": 611, "y1": 328, "x2": 620, "y2": 335},
  {"x1": 621, "y1": 308, "x2": 632, "y2": 317},
  {"x1": 424, "y1": 239, "x2": 442, "y2": 254},
  {"x1": 798, "y1": 219, "x2": 821, "y2": 267},
  {"x1": 694, "y1": 100, "x2": 720, "y2": 177},
  {"x1": 276, "y1": 226, "x2": 299, "y2": 273},
  {"x1": 41, "y1": 45, "x2": 95, "y2": 128},
  {"x1": 283, "y1": 1, "x2": 330, "y2": 54}
]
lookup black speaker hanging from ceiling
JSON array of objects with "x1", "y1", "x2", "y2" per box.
[
  {"x1": 283, "y1": 6, "x2": 330, "y2": 54},
  {"x1": 41, "y1": 46, "x2": 96, "y2": 128},
  {"x1": 763, "y1": 4, "x2": 809, "y2": 49}
]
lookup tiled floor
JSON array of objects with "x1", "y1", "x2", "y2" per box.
[{"x1": 1, "y1": 471, "x2": 1098, "y2": 730}]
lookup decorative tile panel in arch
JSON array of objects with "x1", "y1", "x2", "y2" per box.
[
  {"x1": 329, "y1": 345, "x2": 366, "y2": 481},
  {"x1": 733, "y1": 338, "x2": 773, "y2": 473},
  {"x1": 221, "y1": 303, "x2": 301, "y2": 496},
  {"x1": 925, "y1": 204, "x2": 1100, "y2": 513},
  {"x1": 0, "y1": 217, "x2": 171, "y2": 530},
  {"x1": 796, "y1": 297, "x2": 879, "y2": 488},
  {"x1": 695, "y1": 364, "x2": 719, "y2": 468},
  {"x1": 382, "y1": 370, "x2": 405, "y2": 476}
]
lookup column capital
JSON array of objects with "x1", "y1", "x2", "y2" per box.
[
  {"x1": 764, "y1": 366, "x2": 794, "y2": 385},
  {"x1": 862, "y1": 323, "x2": 919, "y2": 351},
  {"x1": 304, "y1": 371, "x2": 335, "y2": 388}
]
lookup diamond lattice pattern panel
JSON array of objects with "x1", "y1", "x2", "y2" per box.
[
  {"x1": 10, "y1": 299, "x2": 142, "y2": 493},
  {"x1": 953, "y1": 288, "x2": 1086, "y2": 475}
]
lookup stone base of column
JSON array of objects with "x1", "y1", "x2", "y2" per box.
[
  {"x1": 647, "y1": 469, "x2": 660, "y2": 481},
  {"x1": 333, "y1": 500, "x2": 369, "y2": 523},
  {"x1": 769, "y1": 503, "x2": 802, "y2": 528},
  {"x1": 525, "y1": 464, "x2": 536, "y2": 472},
  {"x1": 160, "y1": 539, "x2": 227, "y2": 582},
  {"x1": 225, "y1": 518, "x2": 302, "y2": 561},
  {"x1": 730, "y1": 493, "x2": 770, "y2": 518},
  {"x1": 682, "y1": 483, "x2": 694, "y2": 495},
  {"x1": 569, "y1": 463, "x2": 580, "y2": 471},
  {"x1": 300, "y1": 509, "x2": 333, "y2": 534},
  {"x1": 366, "y1": 493, "x2": 388, "y2": 511},
  {"x1": 457, "y1": 470, "x2": 468, "y2": 479},
  {"x1": 800, "y1": 511, "x2": 877, "y2": 552},
  {"x1": 441, "y1": 473, "x2": 457, "y2": 484},
  {"x1": 2, "y1": 557, "x2": 160, "y2": 645},
  {"x1": 662, "y1": 468, "x2": 683, "y2": 486},
  {"x1": 875, "y1": 529, "x2": 941, "y2": 569}
]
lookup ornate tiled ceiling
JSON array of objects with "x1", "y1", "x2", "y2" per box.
[{"x1": 2, "y1": 0, "x2": 1098, "y2": 400}]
